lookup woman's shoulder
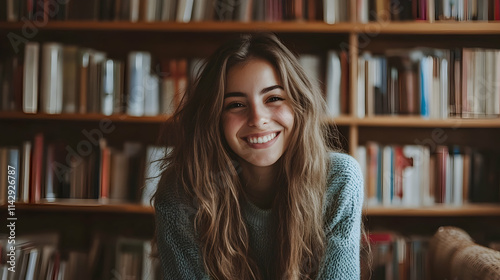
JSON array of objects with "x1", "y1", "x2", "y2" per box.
[
  {"x1": 154, "y1": 175, "x2": 196, "y2": 219},
  {"x1": 326, "y1": 152, "x2": 363, "y2": 181},
  {"x1": 325, "y1": 151, "x2": 364, "y2": 201}
]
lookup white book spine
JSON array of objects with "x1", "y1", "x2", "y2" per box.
[
  {"x1": 23, "y1": 42, "x2": 40, "y2": 114},
  {"x1": 382, "y1": 145, "x2": 392, "y2": 206},
  {"x1": 41, "y1": 43, "x2": 63, "y2": 114},
  {"x1": 485, "y1": 50, "x2": 496, "y2": 115},
  {"x1": 103, "y1": 59, "x2": 115, "y2": 116},
  {"x1": 324, "y1": 0, "x2": 336, "y2": 24},
  {"x1": 127, "y1": 52, "x2": 152, "y2": 116},
  {"x1": 357, "y1": 57, "x2": 366, "y2": 118},
  {"x1": 177, "y1": 0, "x2": 194, "y2": 22},
  {"x1": 453, "y1": 153, "x2": 463, "y2": 205},
  {"x1": 144, "y1": 74, "x2": 160, "y2": 116},
  {"x1": 440, "y1": 58, "x2": 449, "y2": 119},
  {"x1": 326, "y1": 51, "x2": 341, "y2": 117}
]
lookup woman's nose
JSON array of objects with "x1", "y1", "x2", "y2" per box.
[{"x1": 247, "y1": 103, "x2": 269, "y2": 127}]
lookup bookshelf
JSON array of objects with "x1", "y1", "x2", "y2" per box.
[{"x1": 1, "y1": 0, "x2": 500, "y2": 279}]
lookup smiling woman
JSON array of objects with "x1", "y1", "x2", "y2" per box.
[
  {"x1": 223, "y1": 58, "x2": 295, "y2": 207},
  {"x1": 153, "y1": 33, "x2": 366, "y2": 280}
]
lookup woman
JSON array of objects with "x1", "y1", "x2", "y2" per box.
[{"x1": 153, "y1": 33, "x2": 364, "y2": 280}]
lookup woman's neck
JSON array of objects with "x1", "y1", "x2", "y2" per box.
[{"x1": 239, "y1": 161, "x2": 279, "y2": 210}]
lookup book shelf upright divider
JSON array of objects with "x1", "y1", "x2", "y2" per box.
[{"x1": 349, "y1": 32, "x2": 360, "y2": 155}]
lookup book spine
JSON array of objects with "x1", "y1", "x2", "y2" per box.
[
  {"x1": 41, "y1": 43, "x2": 63, "y2": 114},
  {"x1": 23, "y1": 42, "x2": 40, "y2": 114}
]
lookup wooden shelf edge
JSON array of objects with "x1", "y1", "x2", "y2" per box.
[
  {"x1": 0, "y1": 112, "x2": 172, "y2": 123},
  {"x1": 330, "y1": 116, "x2": 500, "y2": 128},
  {"x1": 1, "y1": 21, "x2": 500, "y2": 34},
  {"x1": 3, "y1": 202, "x2": 500, "y2": 217},
  {"x1": 1, "y1": 202, "x2": 154, "y2": 214},
  {"x1": 3, "y1": 113, "x2": 499, "y2": 128},
  {"x1": 364, "y1": 204, "x2": 500, "y2": 216},
  {"x1": 358, "y1": 21, "x2": 500, "y2": 34},
  {"x1": 0, "y1": 21, "x2": 354, "y2": 33}
]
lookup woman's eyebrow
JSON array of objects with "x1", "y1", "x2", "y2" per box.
[
  {"x1": 261, "y1": 85, "x2": 284, "y2": 94},
  {"x1": 224, "y1": 85, "x2": 284, "y2": 99}
]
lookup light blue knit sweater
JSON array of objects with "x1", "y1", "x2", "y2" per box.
[{"x1": 155, "y1": 152, "x2": 364, "y2": 279}]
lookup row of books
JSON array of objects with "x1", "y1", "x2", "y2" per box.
[
  {"x1": 3, "y1": 44, "x2": 499, "y2": 119},
  {"x1": 0, "y1": 134, "x2": 167, "y2": 205},
  {"x1": 357, "y1": 48, "x2": 500, "y2": 118},
  {"x1": 356, "y1": 143, "x2": 500, "y2": 207},
  {"x1": 89, "y1": 233, "x2": 161, "y2": 280},
  {"x1": 359, "y1": 0, "x2": 500, "y2": 22},
  {"x1": 3, "y1": 0, "x2": 500, "y2": 23},
  {"x1": 0, "y1": 232, "x2": 161, "y2": 280},
  {"x1": 0, "y1": 43, "x2": 350, "y2": 118},
  {"x1": 365, "y1": 232, "x2": 430, "y2": 280},
  {"x1": 0, "y1": 42, "x2": 202, "y2": 116},
  {"x1": 0, "y1": 232, "x2": 58, "y2": 280},
  {"x1": 0, "y1": 0, "x2": 334, "y2": 23},
  {"x1": 299, "y1": 50, "x2": 350, "y2": 117},
  {"x1": 366, "y1": 231, "x2": 500, "y2": 280}
]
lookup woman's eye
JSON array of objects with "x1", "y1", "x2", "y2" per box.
[
  {"x1": 268, "y1": 96, "x2": 284, "y2": 102},
  {"x1": 226, "y1": 102, "x2": 244, "y2": 109}
]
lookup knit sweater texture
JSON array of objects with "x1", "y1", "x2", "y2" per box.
[{"x1": 154, "y1": 152, "x2": 364, "y2": 279}]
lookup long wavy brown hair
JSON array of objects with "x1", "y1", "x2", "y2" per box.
[{"x1": 153, "y1": 33, "x2": 345, "y2": 279}]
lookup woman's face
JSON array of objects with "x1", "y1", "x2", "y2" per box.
[{"x1": 222, "y1": 58, "x2": 294, "y2": 168}]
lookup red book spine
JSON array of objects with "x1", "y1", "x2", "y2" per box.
[
  {"x1": 100, "y1": 146, "x2": 110, "y2": 199},
  {"x1": 29, "y1": 133, "x2": 43, "y2": 203},
  {"x1": 436, "y1": 146, "x2": 448, "y2": 203},
  {"x1": 496, "y1": 0, "x2": 500, "y2": 20},
  {"x1": 340, "y1": 51, "x2": 350, "y2": 115}
]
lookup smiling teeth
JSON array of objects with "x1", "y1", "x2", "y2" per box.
[{"x1": 248, "y1": 133, "x2": 277, "y2": 144}]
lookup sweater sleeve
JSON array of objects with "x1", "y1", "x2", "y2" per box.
[
  {"x1": 154, "y1": 181, "x2": 211, "y2": 280},
  {"x1": 316, "y1": 153, "x2": 364, "y2": 280}
]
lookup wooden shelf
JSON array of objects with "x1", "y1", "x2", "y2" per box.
[
  {"x1": 1, "y1": 21, "x2": 500, "y2": 34},
  {"x1": 1, "y1": 201, "x2": 154, "y2": 214},
  {"x1": 359, "y1": 22, "x2": 500, "y2": 34},
  {"x1": 330, "y1": 116, "x2": 500, "y2": 128},
  {"x1": 0, "y1": 21, "x2": 354, "y2": 33},
  {"x1": 3, "y1": 113, "x2": 499, "y2": 128},
  {"x1": 3, "y1": 202, "x2": 500, "y2": 217},
  {"x1": 364, "y1": 204, "x2": 500, "y2": 216},
  {"x1": 0, "y1": 112, "x2": 171, "y2": 123}
]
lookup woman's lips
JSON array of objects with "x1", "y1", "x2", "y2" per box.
[{"x1": 242, "y1": 131, "x2": 280, "y2": 149}]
